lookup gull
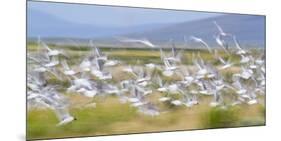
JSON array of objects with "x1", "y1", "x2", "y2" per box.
[
  {"x1": 134, "y1": 82, "x2": 152, "y2": 95},
  {"x1": 95, "y1": 57, "x2": 106, "y2": 71},
  {"x1": 247, "y1": 99, "x2": 258, "y2": 105},
  {"x1": 28, "y1": 71, "x2": 47, "y2": 87},
  {"x1": 213, "y1": 79, "x2": 225, "y2": 91},
  {"x1": 61, "y1": 59, "x2": 77, "y2": 76},
  {"x1": 145, "y1": 63, "x2": 156, "y2": 69},
  {"x1": 209, "y1": 91, "x2": 222, "y2": 107},
  {"x1": 120, "y1": 80, "x2": 131, "y2": 92},
  {"x1": 127, "y1": 87, "x2": 148, "y2": 106},
  {"x1": 104, "y1": 60, "x2": 119, "y2": 67},
  {"x1": 122, "y1": 66, "x2": 138, "y2": 78},
  {"x1": 40, "y1": 40, "x2": 68, "y2": 58},
  {"x1": 255, "y1": 59, "x2": 264, "y2": 66},
  {"x1": 83, "y1": 90, "x2": 98, "y2": 97},
  {"x1": 249, "y1": 63, "x2": 258, "y2": 70},
  {"x1": 190, "y1": 36, "x2": 212, "y2": 53},
  {"x1": 255, "y1": 53, "x2": 265, "y2": 65},
  {"x1": 183, "y1": 95, "x2": 199, "y2": 107},
  {"x1": 132, "y1": 101, "x2": 146, "y2": 107},
  {"x1": 100, "y1": 84, "x2": 120, "y2": 95},
  {"x1": 240, "y1": 67, "x2": 254, "y2": 79},
  {"x1": 213, "y1": 21, "x2": 232, "y2": 37},
  {"x1": 32, "y1": 86, "x2": 76, "y2": 126},
  {"x1": 55, "y1": 107, "x2": 76, "y2": 126},
  {"x1": 91, "y1": 68, "x2": 112, "y2": 80},
  {"x1": 79, "y1": 58, "x2": 91, "y2": 72},
  {"x1": 215, "y1": 34, "x2": 230, "y2": 54},
  {"x1": 156, "y1": 75, "x2": 168, "y2": 92},
  {"x1": 72, "y1": 87, "x2": 96, "y2": 97},
  {"x1": 29, "y1": 49, "x2": 59, "y2": 68},
  {"x1": 214, "y1": 51, "x2": 233, "y2": 70},
  {"x1": 73, "y1": 78, "x2": 92, "y2": 89},
  {"x1": 193, "y1": 54, "x2": 208, "y2": 78},
  {"x1": 177, "y1": 69, "x2": 192, "y2": 83},
  {"x1": 138, "y1": 103, "x2": 160, "y2": 116},
  {"x1": 182, "y1": 75, "x2": 194, "y2": 86},
  {"x1": 231, "y1": 100, "x2": 242, "y2": 106},
  {"x1": 183, "y1": 100, "x2": 198, "y2": 107},
  {"x1": 90, "y1": 57, "x2": 112, "y2": 80},
  {"x1": 167, "y1": 84, "x2": 181, "y2": 94},
  {"x1": 198, "y1": 80, "x2": 213, "y2": 95},
  {"x1": 67, "y1": 77, "x2": 94, "y2": 96},
  {"x1": 135, "y1": 68, "x2": 151, "y2": 83},
  {"x1": 159, "y1": 97, "x2": 171, "y2": 102},
  {"x1": 233, "y1": 36, "x2": 247, "y2": 55},
  {"x1": 228, "y1": 80, "x2": 247, "y2": 96},
  {"x1": 43, "y1": 56, "x2": 60, "y2": 68},
  {"x1": 118, "y1": 37, "x2": 156, "y2": 48},
  {"x1": 240, "y1": 55, "x2": 251, "y2": 64},
  {"x1": 89, "y1": 40, "x2": 107, "y2": 59},
  {"x1": 128, "y1": 97, "x2": 140, "y2": 103},
  {"x1": 256, "y1": 73, "x2": 265, "y2": 87},
  {"x1": 162, "y1": 58, "x2": 178, "y2": 77},
  {"x1": 165, "y1": 41, "x2": 182, "y2": 62},
  {"x1": 204, "y1": 63, "x2": 218, "y2": 79},
  {"x1": 28, "y1": 57, "x2": 61, "y2": 79},
  {"x1": 209, "y1": 79, "x2": 225, "y2": 107},
  {"x1": 209, "y1": 101, "x2": 221, "y2": 107},
  {"x1": 171, "y1": 100, "x2": 182, "y2": 106}
]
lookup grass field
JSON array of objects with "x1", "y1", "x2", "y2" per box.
[{"x1": 27, "y1": 43, "x2": 265, "y2": 140}]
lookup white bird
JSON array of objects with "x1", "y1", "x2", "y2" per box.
[
  {"x1": 217, "y1": 56, "x2": 233, "y2": 70},
  {"x1": 79, "y1": 58, "x2": 92, "y2": 72},
  {"x1": 240, "y1": 53, "x2": 251, "y2": 63},
  {"x1": 190, "y1": 36, "x2": 212, "y2": 53},
  {"x1": 119, "y1": 37, "x2": 156, "y2": 48},
  {"x1": 215, "y1": 34, "x2": 230, "y2": 55},
  {"x1": 40, "y1": 40, "x2": 68, "y2": 58},
  {"x1": 229, "y1": 80, "x2": 248, "y2": 97},
  {"x1": 55, "y1": 107, "x2": 76, "y2": 126},
  {"x1": 247, "y1": 99, "x2": 258, "y2": 105},
  {"x1": 138, "y1": 103, "x2": 160, "y2": 116},
  {"x1": 61, "y1": 59, "x2": 77, "y2": 76},
  {"x1": 145, "y1": 63, "x2": 156, "y2": 69},
  {"x1": 159, "y1": 97, "x2": 171, "y2": 102},
  {"x1": 171, "y1": 100, "x2": 182, "y2": 106},
  {"x1": 162, "y1": 58, "x2": 178, "y2": 77},
  {"x1": 240, "y1": 67, "x2": 254, "y2": 79},
  {"x1": 44, "y1": 58, "x2": 60, "y2": 68},
  {"x1": 233, "y1": 36, "x2": 247, "y2": 55},
  {"x1": 104, "y1": 60, "x2": 119, "y2": 67},
  {"x1": 213, "y1": 21, "x2": 232, "y2": 37}
]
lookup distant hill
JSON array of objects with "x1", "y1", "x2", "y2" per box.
[
  {"x1": 27, "y1": 9, "x2": 170, "y2": 39},
  {"x1": 28, "y1": 9, "x2": 265, "y2": 48},
  {"x1": 122, "y1": 14, "x2": 265, "y2": 48}
]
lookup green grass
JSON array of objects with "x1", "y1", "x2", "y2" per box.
[
  {"x1": 27, "y1": 43, "x2": 245, "y2": 65},
  {"x1": 27, "y1": 96, "x2": 265, "y2": 140},
  {"x1": 27, "y1": 99, "x2": 137, "y2": 140},
  {"x1": 201, "y1": 107, "x2": 240, "y2": 128}
]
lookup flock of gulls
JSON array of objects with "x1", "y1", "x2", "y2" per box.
[{"x1": 27, "y1": 22, "x2": 265, "y2": 126}]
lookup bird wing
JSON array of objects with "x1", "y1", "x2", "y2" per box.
[
  {"x1": 119, "y1": 37, "x2": 155, "y2": 48},
  {"x1": 40, "y1": 41, "x2": 52, "y2": 52},
  {"x1": 190, "y1": 36, "x2": 212, "y2": 53},
  {"x1": 213, "y1": 21, "x2": 225, "y2": 35},
  {"x1": 61, "y1": 59, "x2": 70, "y2": 70},
  {"x1": 233, "y1": 36, "x2": 243, "y2": 50}
]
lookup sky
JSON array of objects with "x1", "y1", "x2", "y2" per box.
[{"x1": 28, "y1": 1, "x2": 223, "y2": 27}]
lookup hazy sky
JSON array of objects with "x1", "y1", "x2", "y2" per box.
[{"x1": 28, "y1": 1, "x2": 223, "y2": 27}]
